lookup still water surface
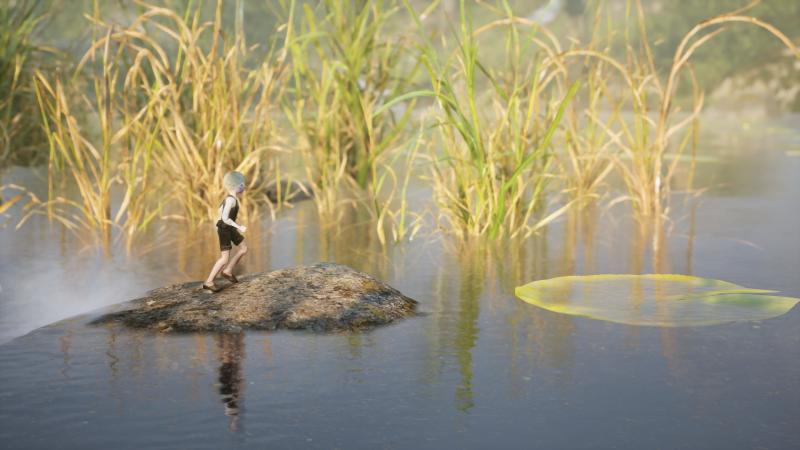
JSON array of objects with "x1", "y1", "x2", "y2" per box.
[{"x1": 1, "y1": 118, "x2": 799, "y2": 449}]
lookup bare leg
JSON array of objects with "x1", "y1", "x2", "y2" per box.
[
  {"x1": 222, "y1": 242, "x2": 248, "y2": 276},
  {"x1": 205, "y1": 250, "x2": 231, "y2": 285}
]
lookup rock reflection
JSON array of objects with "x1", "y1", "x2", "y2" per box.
[{"x1": 215, "y1": 332, "x2": 246, "y2": 432}]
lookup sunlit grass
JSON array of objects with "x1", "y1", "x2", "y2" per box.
[
  {"x1": 610, "y1": 0, "x2": 799, "y2": 222},
  {"x1": 281, "y1": 0, "x2": 420, "y2": 215},
  {"x1": 1, "y1": 0, "x2": 48, "y2": 166},
  {"x1": 404, "y1": 0, "x2": 578, "y2": 239},
  {"x1": 29, "y1": 0, "x2": 285, "y2": 251},
  {"x1": 98, "y1": 0, "x2": 283, "y2": 224},
  {"x1": 9, "y1": 0, "x2": 800, "y2": 250}
]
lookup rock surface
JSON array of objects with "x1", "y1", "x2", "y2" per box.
[{"x1": 92, "y1": 263, "x2": 417, "y2": 333}]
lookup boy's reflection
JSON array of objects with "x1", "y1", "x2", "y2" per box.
[{"x1": 215, "y1": 332, "x2": 245, "y2": 432}]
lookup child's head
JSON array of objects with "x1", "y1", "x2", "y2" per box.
[{"x1": 223, "y1": 171, "x2": 246, "y2": 194}]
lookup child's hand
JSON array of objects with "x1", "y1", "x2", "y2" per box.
[{"x1": 238, "y1": 225, "x2": 247, "y2": 233}]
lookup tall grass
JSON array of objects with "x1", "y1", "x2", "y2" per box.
[
  {"x1": 557, "y1": 3, "x2": 618, "y2": 205},
  {"x1": 404, "y1": 0, "x2": 578, "y2": 239},
  {"x1": 31, "y1": 24, "x2": 157, "y2": 249},
  {"x1": 1, "y1": 0, "x2": 47, "y2": 165},
  {"x1": 534, "y1": 0, "x2": 799, "y2": 232},
  {"x1": 370, "y1": 121, "x2": 425, "y2": 245},
  {"x1": 281, "y1": 0, "x2": 419, "y2": 214},
  {"x1": 611, "y1": 0, "x2": 799, "y2": 221},
  {"x1": 29, "y1": 0, "x2": 285, "y2": 250},
  {"x1": 12, "y1": 0, "x2": 800, "y2": 250},
  {"x1": 97, "y1": 0, "x2": 283, "y2": 224}
]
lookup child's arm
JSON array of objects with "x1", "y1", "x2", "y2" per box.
[{"x1": 220, "y1": 197, "x2": 244, "y2": 231}]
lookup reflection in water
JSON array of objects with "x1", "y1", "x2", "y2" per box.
[
  {"x1": 420, "y1": 242, "x2": 485, "y2": 413},
  {"x1": 59, "y1": 330, "x2": 72, "y2": 379},
  {"x1": 628, "y1": 217, "x2": 670, "y2": 275},
  {"x1": 216, "y1": 332, "x2": 246, "y2": 433},
  {"x1": 104, "y1": 325, "x2": 120, "y2": 384},
  {"x1": 454, "y1": 243, "x2": 484, "y2": 412},
  {"x1": 315, "y1": 203, "x2": 393, "y2": 280},
  {"x1": 559, "y1": 206, "x2": 599, "y2": 276}
]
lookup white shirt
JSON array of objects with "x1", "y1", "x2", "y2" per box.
[{"x1": 217, "y1": 196, "x2": 242, "y2": 230}]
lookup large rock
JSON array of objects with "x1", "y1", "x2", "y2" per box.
[{"x1": 92, "y1": 263, "x2": 417, "y2": 333}]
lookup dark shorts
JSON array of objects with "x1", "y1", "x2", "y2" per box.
[{"x1": 216, "y1": 220, "x2": 244, "y2": 251}]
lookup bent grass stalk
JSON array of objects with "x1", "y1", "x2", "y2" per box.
[{"x1": 530, "y1": 0, "x2": 799, "y2": 232}]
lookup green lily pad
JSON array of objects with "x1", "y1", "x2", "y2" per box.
[{"x1": 514, "y1": 274, "x2": 799, "y2": 327}]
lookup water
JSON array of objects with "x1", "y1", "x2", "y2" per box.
[{"x1": 1, "y1": 117, "x2": 799, "y2": 449}]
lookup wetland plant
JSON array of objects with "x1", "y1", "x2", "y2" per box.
[
  {"x1": 105, "y1": 0, "x2": 283, "y2": 224},
  {"x1": 609, "y1": 0, "x2": 799, "y2": 222},
  {"x1": 405, "y1": 0, "x2": 578, "y2": 239},
  {"x1": 12, "y1": 0, "x2": 800, "y2": 251},
  {"x1": 1, "y1": 0, "x2": 48, "y2": 166},
  {"x1": 281, "y1": 0, "x2": 419, "y2": 215},
  {"x1": 30, "y1": 0, "x2": 285, "y2": 250}
]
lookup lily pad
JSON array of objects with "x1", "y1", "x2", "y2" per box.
[{"x1": 514, "y1": 274, "x2": 799, "y2": 327}]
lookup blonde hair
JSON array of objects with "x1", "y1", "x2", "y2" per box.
[{"x1": 223, "y1": 171, "x2": 245, "y2": 191}]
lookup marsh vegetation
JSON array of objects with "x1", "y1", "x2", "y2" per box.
[
  {"x1": 1, "y1": 0, "x2": 798, "y2": 251},
  {"x1": 1, "y1": 3, "x2": 799, "y2": 447}
]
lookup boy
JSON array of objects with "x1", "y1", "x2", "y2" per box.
[{"x1": 203, "y1": 171, "x2": 248, "y2": 292}]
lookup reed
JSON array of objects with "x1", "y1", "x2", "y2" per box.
[
  {"x1": 370, "y1": 121, "x2": 425, "y2": 245},
  {"x1": 31, "y1": 33, "x2": 135, "y2": 248},
  {"x1": 1, "y1": 0, "x2": 47, "y2": 165},
  {"x1": 281, "y1": 0, "x2": 419, "y2": 214},
  {"x1": 28, "y1": 0, "x2": 285, "y2": 250},
  {"x1": 612, "y1": 0, "x2": 799, "y2": 221},
  {"x1": 556, "y1": 3, "x2": 618, "y2": 205},
  {"x1": 534, "y1": 0, "x2": 798, "y2": 229},
  {"x1": 89, "y1": 0, "x2": 283, "y2": 224},
  {"x1": 404, "y1": 0, "x2": 578, "y2": 239},
  {"x1": 16, "y1": 0, "x2": 800, "y2": 251}
]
